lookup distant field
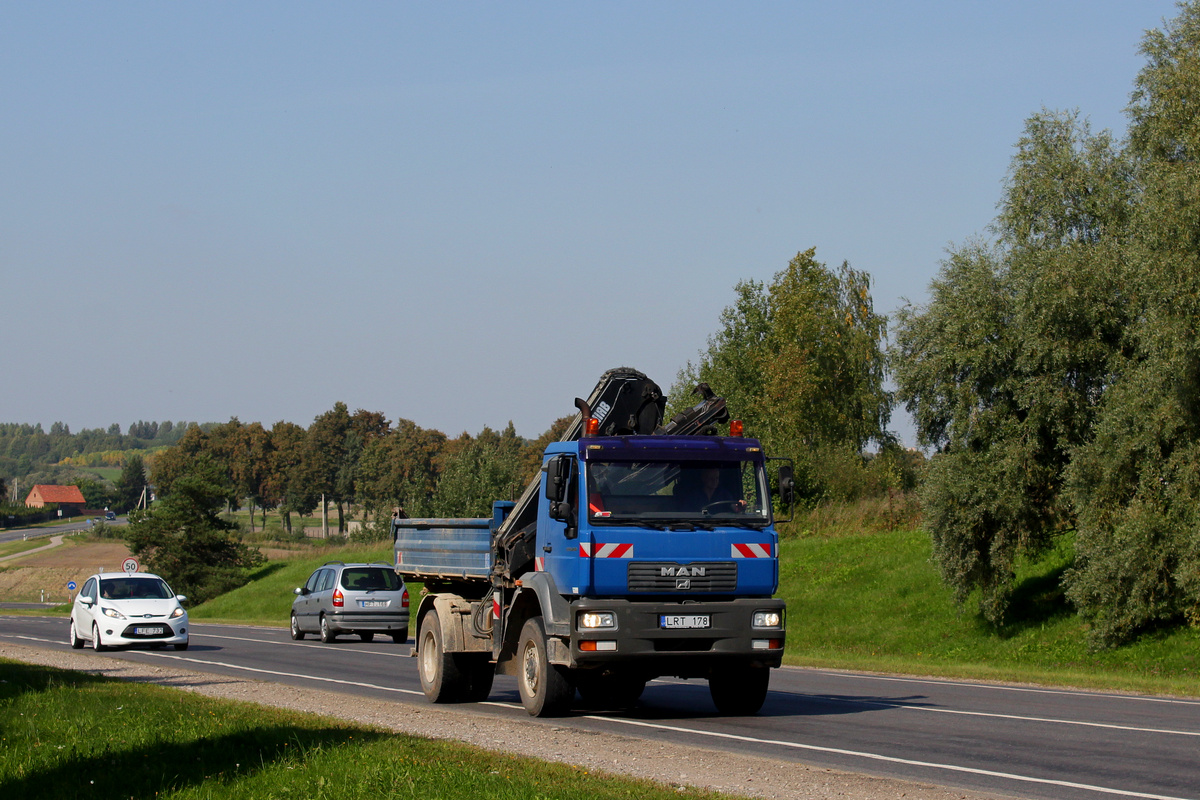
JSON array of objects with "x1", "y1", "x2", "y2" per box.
[{"x1": 91, "y1": 466, "x2": 121, "y2": 481}]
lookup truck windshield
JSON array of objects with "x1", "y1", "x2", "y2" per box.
[{"x1": 585, "y1": 459, "x2": 770, "y2": 526}]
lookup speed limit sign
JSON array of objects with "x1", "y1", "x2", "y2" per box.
[{"x1": 122, "y1": 557, "x2": 139, "y2": 573}]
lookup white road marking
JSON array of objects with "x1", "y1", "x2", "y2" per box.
[
  {"x1": 193, "y1": 630, "x2": 412, "y2": 658},
  {"x1": 584, "y1": 715, "x2": 1198, "y2": 800},
  {"x1": 803, "y1": 668, "x2": 1200, "y2": 708},
  {"x1": 806, "y1": 693, "x2": 1200, "y2": 737}
]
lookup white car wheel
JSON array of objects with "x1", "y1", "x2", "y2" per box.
[
  {"x1": 69, "y1": 619, "x2": 84, "y2": 649},
  {"x1": 91, "y1": 623, "x2": 106, "y2": 652}
]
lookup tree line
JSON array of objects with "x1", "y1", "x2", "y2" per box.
[
  {"x1": 0, "y1": 420, "x2": 193, "y2": 500},
  {"x1": 147, "y1": 409, "x2": 573, "y2": 537}
]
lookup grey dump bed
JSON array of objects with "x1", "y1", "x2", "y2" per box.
[{"x1": 392, "y1": 518, "x2": 492, "y2": 581}]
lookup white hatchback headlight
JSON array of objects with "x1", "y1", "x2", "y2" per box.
[
  {"x1": 170, "y1": 607, "x2": 185, "y2": 619},
  {"x1": 101, "y1": 607, "x2": 126, "y2": 620}
]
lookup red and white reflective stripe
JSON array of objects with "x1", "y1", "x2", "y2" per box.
[
  {"x1": 492, "y1": 595, "x2": 500, "y2": 621},
  {"x1": 732, "y1": 543, "x2": 772, "y2": 558},
  {"x1": 534, "y1": 557, "x2": 545, "y2": 571},
  {"x1": 579, "y1": 542, "x2": 634, "y2": 558}
]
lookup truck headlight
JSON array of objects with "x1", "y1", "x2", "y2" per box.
[
  {"x1": 579, "y1": 611, "x2": 616, "y2": 629},
  {"x1": 752, "y1": 610, "x2": 782, "y2": 628}
]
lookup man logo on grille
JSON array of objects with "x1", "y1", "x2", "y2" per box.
[{"x1": 676, "y1": 579, "x2": 691, "y2": 590}]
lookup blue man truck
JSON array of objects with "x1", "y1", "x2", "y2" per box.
[{"x1": 391, "y1": 368, "x2": 792, "y2": 717}]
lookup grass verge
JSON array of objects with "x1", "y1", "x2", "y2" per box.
[{"x1": 0, "y1": 658, "x2": 721, "y2": 800}]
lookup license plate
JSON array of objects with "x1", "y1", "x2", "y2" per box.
[
  {"x1": 134, "y1": 626, "x2": 164, "y2": 635},
  {"x1": 359, "y1": 600, "x2": 387, "y2": 608},
  {"x1": 659, "y1": 614, "x2": 710, "y2": 630}
]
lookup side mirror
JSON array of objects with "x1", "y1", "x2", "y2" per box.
[
  {"x1": 549, "y1": 500, "x2": 573, "y2": 523},
  {"x1": 175, "y1": 594, "x2": 188, "y2": 603},
  {"x1": 544, "y1": 455, "x2": 569, "y2": 503},
  {"x1": 778, "y1": 464, "x2": 795, "y2": 506},
  {"x1": 80, "y1": 597, "x2": 94, "y2": 607},
  {"x1": 294, "y1": 587, "x2": 307, "y2": 596}
]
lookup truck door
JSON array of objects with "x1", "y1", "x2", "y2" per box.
[{"x1": 540, "y1": 454, "x2": 583, "y2": 594}]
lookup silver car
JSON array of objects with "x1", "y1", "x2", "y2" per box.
[
  {"x1": 291, "y1": 561, "x2": 410, "y2": 643},
  {"x1": 70, "y1": 572, "x2": 189, "y2": 651}
]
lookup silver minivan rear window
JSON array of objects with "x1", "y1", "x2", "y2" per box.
[{"x1": 340, "y1": 568, "x2": 401, "y2": 592}]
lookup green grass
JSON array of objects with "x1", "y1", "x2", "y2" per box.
[
  {"x1": 779, "y1": 528, "x2": 1200, "y2": 695},
  {"x1": 190, "y1": 545, "x2": 397, "y2": 625},
  {"x1": 0, "y1": 538, "x2": 54, "y2": 559},
  {"x1": 0, "y1": 658, "x2": 722, "y2": 800}
]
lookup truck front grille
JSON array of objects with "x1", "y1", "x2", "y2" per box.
[{"x1": 627, "y1": 562, "x2": 737, "y2": 593}]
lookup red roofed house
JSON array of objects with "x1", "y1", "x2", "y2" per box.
[{"x1": 25, "y1": 484, "x2": 87, "y2": 515}]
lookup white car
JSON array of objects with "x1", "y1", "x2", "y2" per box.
[{"x1": 70, "y1": 572, "x2": 189, "y2": 651}]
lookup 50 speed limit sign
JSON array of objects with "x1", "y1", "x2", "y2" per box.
[{"x1": 122, "y1": 557, "x2": 139, "y2": 573}]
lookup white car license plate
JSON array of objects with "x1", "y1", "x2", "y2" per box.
[
  {"x1": 659, "y1": 614, "x2": 710, "y2": 630},
  {"x1": 359, "y1": 600, "x2": 387, "y2": 608},
  {"x1": 134, "y1": 626, "x2": 164, "y2": 635}
]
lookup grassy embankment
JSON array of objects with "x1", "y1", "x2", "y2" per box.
[
  {"x1": 0, "y1": 658, "x2": 721, "y2": 800},
  {"x1": 191, "y1": 544, "x2": 398, "y2": 624},
  {"x1": 780, "y1": 526, "x2": 1199, "y2": 695}
]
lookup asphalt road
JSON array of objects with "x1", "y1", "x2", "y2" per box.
[
  {"x1": 1, "y1": 615, "x2": 1197, "y2": 800},
  {"x1": 0, "y1": 516, "x2": 126, "y2": 544}
]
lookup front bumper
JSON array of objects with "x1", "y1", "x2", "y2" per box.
[
  {"x1": 99, "y1": 620, "x2": 188, "y2": 647},
  {"x1": 568, "y1": 597, "x2": 785, "y2": 674}
]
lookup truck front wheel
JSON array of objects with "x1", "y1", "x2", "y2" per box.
[
  {"x1": 709, "y1": 663, "x2": 770, "y2": 715},
  {"x1": 418, "y1": 610, "x2": 467, "y2": 702},
  {"x1": 517, "y1": 617, "x2": 574, "y2": 717}
]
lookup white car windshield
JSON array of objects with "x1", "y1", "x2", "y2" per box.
[{"x1": 99, "y1": 577, "x2": 173, "y2": 600}]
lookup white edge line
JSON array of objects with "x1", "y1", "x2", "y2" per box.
[{"x1": 582, "y1": 715, "x2": 1198, "y2": 800}]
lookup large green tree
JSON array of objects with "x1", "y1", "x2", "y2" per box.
[
  {"x1": 1063, "y1": 2, "x2": 1200, "y2": 646},
  {"x1": 115, "y1": 452, "x2": 147, "y2": 511},
  {"x1": 125, "y1": 454, "x2": 264, "y2": 604},
  {"x1": 674, "y1": 248, "x2": 890, "y2": 500},
  {"x1": 892, "y1": 110, "x2": 1132, "y2": 626},
  {"x1": 894, "y1": 2, "x2": 1200, "y2": 645},
  {"x1": 357, "y1": 418, "x2": 447, "y2": 519},
  {"x1": 430, "y1": 423, "x2": 526, "y2": 518}
]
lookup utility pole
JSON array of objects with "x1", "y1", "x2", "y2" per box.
[{"x1": 322, "y1": 493, "x2": 329, "y2": 539}]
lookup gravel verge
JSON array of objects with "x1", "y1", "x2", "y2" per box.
[{"x1": 1, "y1": 642, "x2": 1010, "y2": 800}]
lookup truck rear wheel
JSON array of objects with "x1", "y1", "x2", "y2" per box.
[
  {"x1": 517, "y1": 617, "x2": 573, "y2": 717},
  {"x1": 709, "y1": 663, "x2": 770, "y2": 715},
  {"x1": 418, "y1": 610, "x2": 467, "y2": 702}
]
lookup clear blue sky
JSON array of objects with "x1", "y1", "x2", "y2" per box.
[{"x1": 0, "y1": 2, "x2": 1181, "y2": 443}]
